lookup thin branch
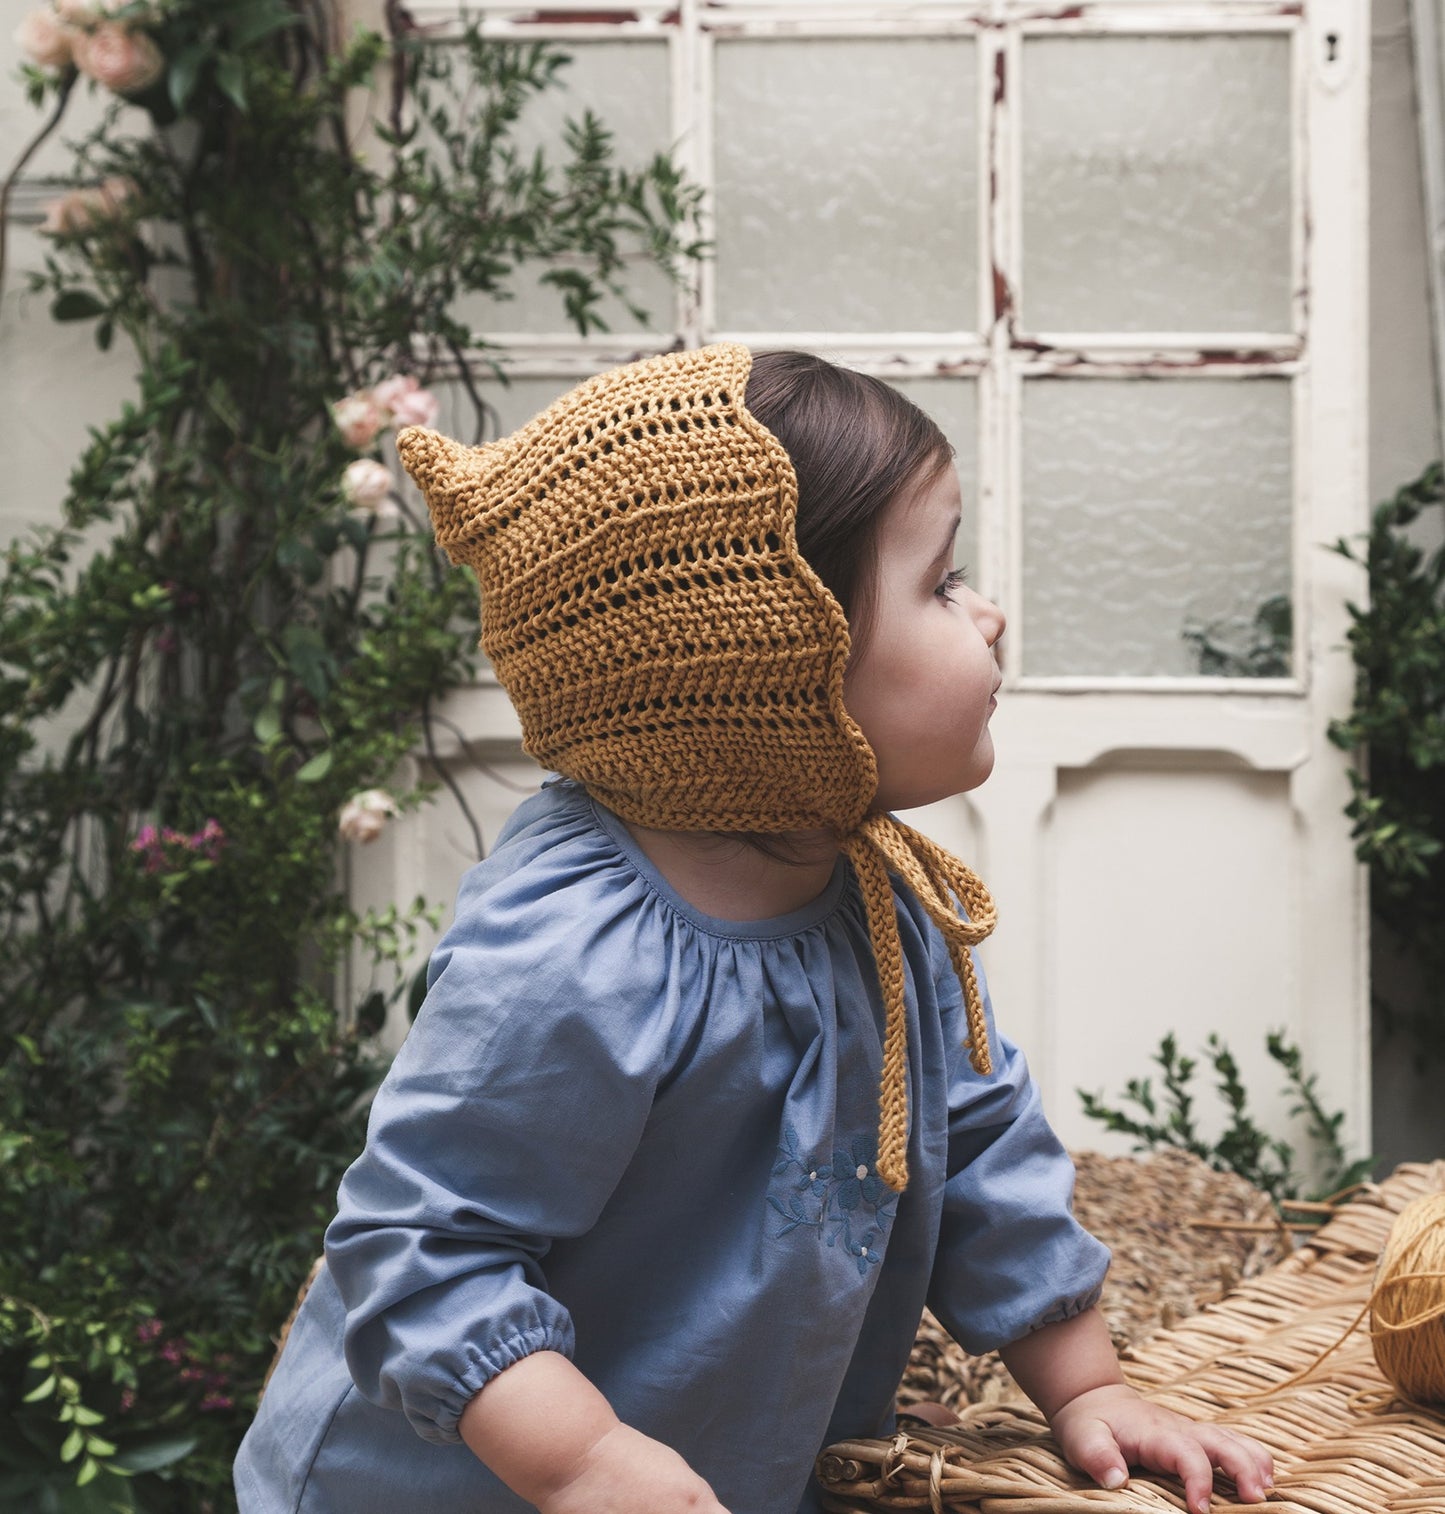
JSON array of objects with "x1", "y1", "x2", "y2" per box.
[
  {"x1": 420, "y1": 694, "x2": 484, "y2": 860},
  {"x1": 0, "y1": 73, "x2": 76, "y2": 299}
]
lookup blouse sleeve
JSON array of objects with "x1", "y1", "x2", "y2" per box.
[
  {"x1": 925, "y1": 945, "x2": 1111, "y2": 1355},
  {"x1": 324, "y1": 863, "x2": 669, "y2": 1445}
]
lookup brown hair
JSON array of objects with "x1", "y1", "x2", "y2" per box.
[{"x1": 743, "y1": 350, "x2": 954, "y2": 652}]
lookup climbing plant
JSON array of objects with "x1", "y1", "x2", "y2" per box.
[{"x1": 1, "y1": 3, "x2": 702, "y2": 1508}]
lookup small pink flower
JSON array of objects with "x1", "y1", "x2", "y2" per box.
[
  {"x1": 372, "y1": 374, "x2": 439, "y2": 430},
  {"x1": 136, "y1": 1318, "x2": 164, "y2": 1343},
  {"x1": 72, "y1": 22, "x2": 164, "y2": 96},
  {"x1": 331, "y1": 392, "x2": 386, "y2": 451},
  {"x1": 119, "y1": 1388, "x2": 136, "y2": 1413},
  {"x1": 338, "y1": 789, "x2": 399, "y2": 844},
  {"x1": 191, "y1": 819, "x2": 225, "y2": 860},
  {"x1": 15, "y1": 9, "x2": 77, "y2": 70},
  {"x1": 340, "y1": 458, "x2": 396, "y2": 517},
  {"x1": 199, "y1": 1392, "x2": 234, "y2": 1412},
  {"x1": 39, "y1": 178, "x2": 134, "y2": 237},
  {"x1": 159, "y1": 1339, "x2": 184, "y2": 1366},
  {"x1": 390, "y1": 390, "x2": 439, "y2": 431}
]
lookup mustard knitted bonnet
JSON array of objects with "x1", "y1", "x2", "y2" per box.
[{"x1": 396, "y1": 342, "x2": 995, "y2": 1191}]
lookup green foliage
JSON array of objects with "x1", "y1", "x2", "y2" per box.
[
  {"x1": 1182, "y1": 592, "x2": 1292, "y2": 678},
  {"x1": 1328, "y1": 463, "x2": 1445, "y2": 1060},
  {"x1": 2, "y1": 5, "x2": 702, "y2": 1508},
  {"x1": 1078, "y1": 1031, "x2": 1374, "y2": 1208}
]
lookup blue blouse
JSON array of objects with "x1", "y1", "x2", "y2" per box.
[{"x1": 234, "y1": 778, "x2": 1108, "y2": 1514}]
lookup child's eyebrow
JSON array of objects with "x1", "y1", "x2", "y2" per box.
[{"x1": 930, "y1": 513, "x2": 962, "y2": 565}]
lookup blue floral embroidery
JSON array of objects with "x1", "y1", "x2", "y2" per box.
[{"x1": 769, "y1": 1125, "x2": 896, "y2": 1265}]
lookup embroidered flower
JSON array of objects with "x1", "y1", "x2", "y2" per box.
[
  {"x1": 768, "y1": 1126, "x2": 896, "y2": 1259},
  {"x1": 830, "y1": 1137, "x2": 891, "y2": 1213},
  {"x1": 843, "y1": 1229, "x2": 882, "y2": 1276}
]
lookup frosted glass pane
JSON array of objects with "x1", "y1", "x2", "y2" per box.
[
  {"x1": 451, "y1": 42, "x2": 675, "y2": 337},
  {"x1": 431, "y1": 375, "x2": 578, "y2": 447},
  {"x1": 887, "y1": 377, "x2": 979, "y2": 578},
  {"x1": 428, "y1": 371, "x2": 979, "y2": 579},
  {"x1": 1021, "y1": 379, "x2": 1293, "y2": 677},
  {"x1": 1022, "y1": 36, "x2": 1292, "y2": 333},
  {"x1": 714, "y1": 39, "x2": 977, "y2": 332}
]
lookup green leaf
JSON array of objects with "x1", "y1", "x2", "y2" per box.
[
  {"x1": 168, "y1": 44, "x2": 207, "y2": 111},
  {"x1": 215, "y1": 54, "x2": 248, "y2": 113},
  {"x1": 109, "y1": 1436, "x2": 196, "y2": 1475},
  {"x1": 230, "y1": 1, "x2": 302, "y2": 48},
  {"x1": 253, "y1": 705, "x2": 281, "y2": 745},
  {"x1": 22, "y1": 1374, "x2": 57, "y2": 1403},
  {"x1": 51, "y1": 292, "x2": 105, "y2": 323},
  {"x1": 60, "y1": 1429, "x2": 85, "y2": 1463},
  {"x1": 295, "y1": 750, "x2": 333, "y2": 783}
]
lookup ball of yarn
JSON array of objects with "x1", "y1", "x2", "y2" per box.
[{"x1": 1370, "y1": 1191, "x2": 1445, "y2": 1406}]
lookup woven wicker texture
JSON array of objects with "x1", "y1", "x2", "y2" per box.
[
  {"x1": 395, "y1": 342, "x2": 1001, "y2": 1189},
  {"x1": 817, "y1": 1161, "x2": 1445, "y2": 1513},
  {"x1": 901, "y1": 1149, "x2": 1290, "y2": 1411}
]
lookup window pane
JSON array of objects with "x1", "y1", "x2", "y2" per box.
[
  {"x1": 453, "y1": 41, "x2": 675, "y2": 338},
  {"x1": 1021, "y1": 35, "x2": 1292, "y2": 334},
  {"x1": 1021, "y1": 378, "x2": 1293, "y2": 678},
  {"x1": 887, "y1": 376, "x2": 980, "y2": 579},
  {"x1": 714, "y1": 38, "x2": 977, "y2": 332}
]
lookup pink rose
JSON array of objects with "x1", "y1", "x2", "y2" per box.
[
  {"x1": 15, "y1": 9, "x2": 77, "y2": 71},
  {"x1": 331, "y1": 392, "x2": 385, "y2": 451},
  {"x1": 40, "y1": 175, "x2": 137, "y2": 236},
  {"x1": 72, "y1": 22, "x2": 164, "y2": 96},
  {"x1": 340, "y1": 458, "x2": 396, "y2": 516},
  {"x1": 338, "y1": 790, "x2": 399, "y2": 844},
  {"x1": 373, "y1": 373, "x2": 440, "y2": 430}
]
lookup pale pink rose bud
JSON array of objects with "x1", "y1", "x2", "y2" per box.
[
  {"x1": 388, "y1": 385, "x2": 439, "y2": 430},
  {"x1": 371, "y1": 374, "x2": 419, "y2": 412},
  {"x1": 39, "y1": 175, "x2": 137, "y2": 236},
  {"x1": 338, "y1": 790, "x2": 399, "y2": 844},
  {"x1": 341, "y1": 458, "x2": 394, "y2": 512},
  {"x1": 331, "y1": 392, "x2": 385, "y2": 451},
  {"x1": 72, "y1": 22, "x2": 164, "y2": 96},
  {"x1": 373, "y1": 374, "x2": 440, "y2": 431},
  {"x1": 15, "y1": 9, "x2": 77, "y2": 71},
  {"x1": 40, "y1": 190, "x2": 91, "y2": 236}
]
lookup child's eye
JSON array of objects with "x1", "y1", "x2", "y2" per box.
[{"x1": 936, "y1": 567, "x2": 968, "y2": 601}]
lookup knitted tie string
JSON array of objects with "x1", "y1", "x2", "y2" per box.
[{"x1": 842, "y1": 815, "x2": 998, "y2": 1193}]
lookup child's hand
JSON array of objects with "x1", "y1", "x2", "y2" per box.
[
  {"x1": 1049, "y1": 1383, "x2": 1274, "y2": 1513},
  {"x1": 538, "y1": 1422, "x2": 731, "y2": 1514}
]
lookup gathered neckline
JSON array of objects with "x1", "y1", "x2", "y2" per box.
[{"x1": 579, "y1": 789, "x2": 852, "y2": 942}]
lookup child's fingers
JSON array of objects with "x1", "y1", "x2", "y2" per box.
[
  {"x1": 1192, "y1": 1424, "x2": 1275, "y2": 1503},
  {"x1": 1129, "y1": 1427, "x2": 1217, "y2": 1514},
  {"x1": 1054, "y1": 1418, "x2": 1129, "y2": 1492}
]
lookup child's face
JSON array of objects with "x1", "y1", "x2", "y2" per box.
[{"x1": 842, "y1": 464, "x2": 1005, "y2": 812}]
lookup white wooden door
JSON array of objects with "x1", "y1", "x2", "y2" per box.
[{"x1": 356, "y1": 0, "x2": 1372, "y2": 1171}]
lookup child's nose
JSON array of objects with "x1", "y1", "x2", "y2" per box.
[{"x1": 973, "y1": 592, "x2": 1006, "y2": 647}]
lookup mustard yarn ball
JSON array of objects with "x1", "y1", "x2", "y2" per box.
[{"x1": 1370, "y1": 1191, "x2": 1445, "y2": 1407}]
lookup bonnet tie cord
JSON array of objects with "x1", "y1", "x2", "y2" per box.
[{"x1": 841, "y1": 815, "x2": 998, "y2": 1193}]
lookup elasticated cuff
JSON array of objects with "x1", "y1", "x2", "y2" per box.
[{"x1": 419, "y1": 1323, "x2": 576, "y2": 1445}]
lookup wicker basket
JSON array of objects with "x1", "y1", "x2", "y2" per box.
[{"x1": 819, "y1": 1161, "x2": 1445, "y2": 1513}]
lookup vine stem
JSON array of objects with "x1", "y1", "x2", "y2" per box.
[{"x1": 0, "y1": 72, "x2": 77, "y2": 300}]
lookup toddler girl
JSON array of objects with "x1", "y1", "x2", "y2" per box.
[{"x1": 235, "y1": 343, "x2": 1275, "y2": 1514}]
